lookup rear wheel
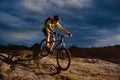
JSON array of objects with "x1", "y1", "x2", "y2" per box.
[
  {"x1": 57, "y1": 47, "x2": 71, "y2": 70},
  {"x1": 40, "y1": 39, "x2": 49, "y2": 57}
]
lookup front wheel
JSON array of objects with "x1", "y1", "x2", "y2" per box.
[
  {"x1": 57, "y1": 47, "x2": 71, "y2": 70},
  {"x1": 40, "y1": 39, "x2": 49, "y2": 57}
]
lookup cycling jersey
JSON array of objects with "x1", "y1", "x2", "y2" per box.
[{"x1": 43, "y1": 19, "x2": 62, "y2": 32}]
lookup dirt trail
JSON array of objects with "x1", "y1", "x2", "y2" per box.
[{"x1": 0, "y1": 52, "x2": 120, "y2": 80}]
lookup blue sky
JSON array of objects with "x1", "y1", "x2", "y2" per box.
[{"x1": 0, "y1": 0, "x2": 120, "y2": 47}]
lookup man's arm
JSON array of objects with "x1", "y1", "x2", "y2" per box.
[{"x1": 57, "y1": 23, "x2": 72, "y2": 36}]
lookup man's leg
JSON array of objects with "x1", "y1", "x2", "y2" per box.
[
  {"x1": 42, "y1": 29, "x2": 50, "y2": 48},
  {"x1": 50, "y1": 37, "x2": 55, "y2": 51},
  {"x1": 46, "y1": 32, "x2": 50, "y2": 48}
]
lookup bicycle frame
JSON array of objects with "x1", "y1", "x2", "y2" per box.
[
  {"x1": 40, "y1": 33, "x2": 71, "y2": 70},
  {"x1": 48, "y1": 34, "x2": 66, "y2": 50}
]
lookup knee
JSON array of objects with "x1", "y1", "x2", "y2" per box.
[{"x1": 52, "y1": 38, "x2": 55, "y2": 42}]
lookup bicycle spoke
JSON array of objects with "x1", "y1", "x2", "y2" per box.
[{"x1": 57, "y1": 48, "x2": 71, "y2": 70}]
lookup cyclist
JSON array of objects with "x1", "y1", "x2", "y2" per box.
[{"x1": 42, "y1": 15, "x2": 72, "y2": 51}]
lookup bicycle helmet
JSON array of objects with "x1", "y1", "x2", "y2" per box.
[{"x1": 54, "y1": 15, "x2": 60, "y2": 20}]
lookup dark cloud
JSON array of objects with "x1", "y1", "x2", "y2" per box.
[{"x1": 0, "y1": 0, "x2": 120, "y2": 47}]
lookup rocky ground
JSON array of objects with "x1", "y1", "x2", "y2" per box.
[{"x1": 0, "y1": 50, "x2": 120, "y2": 80}]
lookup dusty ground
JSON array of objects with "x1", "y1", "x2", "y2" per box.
[{"x1": 0, "y1": 51, "x2": 120, "y2": 80}]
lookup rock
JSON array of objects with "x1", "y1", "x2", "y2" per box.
[
  {"x1": 0, "y1": 52, "x2": 120, "y2": 80},
  {"x1": 0, "y1": 62, "x2": 10, "y2": 73}
]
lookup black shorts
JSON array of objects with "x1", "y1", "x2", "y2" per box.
[{"x1": 42, "y1": 28, "x2": 47, "y2": 36}]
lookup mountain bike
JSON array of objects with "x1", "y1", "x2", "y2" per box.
[{"x1": 39, "y1": 33, "x2": 71, "y2": 70}]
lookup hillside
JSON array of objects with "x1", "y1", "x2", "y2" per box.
[
  {"x1": 70, "y1": 46, "x2": 120, "y2": 64},
  {"x1": 0, "y1": 49, "x2": 120, "y2": 80}
]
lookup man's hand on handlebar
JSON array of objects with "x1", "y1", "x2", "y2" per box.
[{"x1": 68, "y1": 33, "x2": 72, "y2": 37}]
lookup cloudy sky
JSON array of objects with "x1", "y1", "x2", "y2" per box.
[{"x1": 0, "y1": 0, "x2": 120, "y2": 47}]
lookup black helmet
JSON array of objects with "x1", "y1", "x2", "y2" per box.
[{"x1": 54, "y1": 15, "x2": 60, "y2": 20}]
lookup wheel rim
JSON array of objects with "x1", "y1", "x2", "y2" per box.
[{"x1": 57, "y1": 48, "x2": 71, "y2": 70}]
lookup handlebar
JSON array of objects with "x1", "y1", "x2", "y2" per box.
[
  {"x1": 50, "y1": 32, "x2": 70, "y2": 38},
  {"x1": 55, "y1": 33, "x2": 69, "y2": 38},
  {"x1": 49, "y1": 32, "x2": 71, "y2": 43}
]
